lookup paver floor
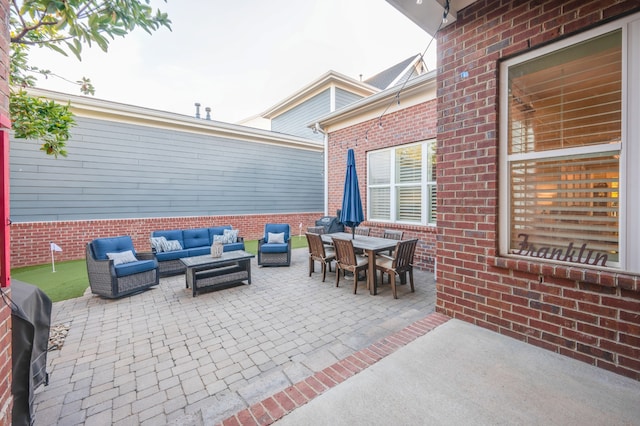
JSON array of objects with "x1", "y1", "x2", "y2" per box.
[{"x1": 33, "y1": 247, "x2": 435, "y2": 425}]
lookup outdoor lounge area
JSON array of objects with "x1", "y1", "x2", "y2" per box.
[{"x1": 32, "y1": 247, "x2": 436, "y2": 424}]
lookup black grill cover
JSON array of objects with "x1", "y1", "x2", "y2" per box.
[
  {"x1": 11, "y1": 280, "x2": 52, "y2": 426},
  {"x1": 315, "y1": 216, "x2": 344, "y2": 233}
]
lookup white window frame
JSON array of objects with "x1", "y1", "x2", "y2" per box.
[
  {"x1": 498, "y1": 12, "x2": 640, "y2": 273},
  {"x1": 367, "y1": 140, "x2": 436, "y2": 226}
]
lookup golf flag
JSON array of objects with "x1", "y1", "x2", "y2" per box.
[{"x1": 50, "y1": 242, "x2": 62, "y2": 272}]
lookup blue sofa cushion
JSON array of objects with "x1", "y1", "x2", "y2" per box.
[
  {"x1": 265, "y1": 224, "x2": 290, "y2": 243},
  {"x1": 183, "y1": 228, "x2": 210, "y2": 249},
  {"x1": 260, "y1": 243, "x2": 288, "y2": 254},
  {"x1": 223, "y1": 242, "x2": 245, "y2": 252},
  {"x1": 187, "y1": 247, "x2": 210, "y2": 257},
  {"x1": 155, "y1": 250, "x2": 189, "y2": 262},
  {"x1": 92, "y1": 236, "x2": 136, "y2": 260},
  {"x1": 152, "y1": 230, "x2": 184, "y2": 248},
  {"x1": 114, "y1": 259, "x2": 157, "y2": 277}
]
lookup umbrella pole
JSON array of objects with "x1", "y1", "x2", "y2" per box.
[{"x1": 352, "y1": 227, "x2": 355, "y2": 239}]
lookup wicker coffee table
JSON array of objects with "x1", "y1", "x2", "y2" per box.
[{"x1": 180, "y1": 250, "x2": 255, "y2": 297}]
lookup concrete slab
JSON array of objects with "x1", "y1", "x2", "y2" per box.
[{"x1": 274, "y1": 319, "x2": 640, "y2": 425}]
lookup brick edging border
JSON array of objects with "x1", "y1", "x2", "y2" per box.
[{"x1": 218, "y1": 312, "x2": 451, "y2": 426}]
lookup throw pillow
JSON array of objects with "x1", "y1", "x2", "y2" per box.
[
  {"x1": 213, "y1": 234, "x2": 228, "y2": 244},
  {"x1": 106, "y1": 250, "x2": 138, "y2": 266},
  {"x1": 224, "y1": 229, "x2": 239, "y2": 243},
  {"x1": 163, "y1": 240, "x2": 183, "y2": 252},
  {"x1": 268, "y1": 232, "x2": 285, "y2": 244},
  {"x1": 150, "y1": 236, "x2": 168, "y2": 253}
]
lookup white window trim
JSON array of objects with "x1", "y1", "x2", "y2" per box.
[
  {"x1": 498, "y1": 12, "x2": 640, "y2": 273},
  {"x1": 367, "y1": 139, "x2": 436, "y2": 226}
]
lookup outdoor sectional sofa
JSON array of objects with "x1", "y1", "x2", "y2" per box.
[{"x1": 151, "y1": 226, "x2": 245, "y2": 277}]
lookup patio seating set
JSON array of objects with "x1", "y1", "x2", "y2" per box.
[
  {"x1": 85, "y1": 224, "x2": 292, "y2": 298},
  {"x1": 306, "y1": 227, "x2": 418, "y2": 299}
]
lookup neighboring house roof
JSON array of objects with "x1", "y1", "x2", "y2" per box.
[
  {"x1": 364, "y1": 54, "x2": 427, "y2": 90},
  {"x1": 310, "y1": 70, "x2": 437, "y2": 133},
  {"x1": 258, "y1": 70, "x2": 378, "y2": 120}
]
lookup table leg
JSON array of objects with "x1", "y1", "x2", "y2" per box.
[{"x1": 367, "y1": 249, "x2": 377, "y2": 295}]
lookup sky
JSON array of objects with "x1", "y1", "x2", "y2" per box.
[{"x1": 26, "y1": 0, "x2": 436, "y2": 124}]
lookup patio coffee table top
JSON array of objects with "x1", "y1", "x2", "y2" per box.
[{"x1": 180, "y1": 250, "x2": 255, "y2": 268}]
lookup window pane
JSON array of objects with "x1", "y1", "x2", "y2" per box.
[
  {"x1": 510, "y1": 153, "x2": 619, "y2": 264},
  {"x1": 396, "y1": 145, "x2": 421, "y2": 183},
  {"x1": 369, "y1": 151, "x2": 390, "y2": 185},
  {"x1": 396, "y1": 186, "x2": 421, "y2": 222},
  {"x1": 370, "y1": 187, "x2": 390, "y2": 220},
  {"x1": 508, "y1": 30, "x2": 622, "y2": 154}
]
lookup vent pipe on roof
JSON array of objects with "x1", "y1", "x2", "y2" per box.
[
  {"x1": 194, "y1": 102, "x2": 201, "y2": 119},
  {"x1": 205, "y1": 107, "x2": 211, "y2": 120}
]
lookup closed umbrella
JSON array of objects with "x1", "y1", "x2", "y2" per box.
[{"x1": 340, "y1": 148, "x2": 364, "y2": 238}]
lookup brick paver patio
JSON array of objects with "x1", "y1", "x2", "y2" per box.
[{"x1": 33, "y1": 247, "x2": 436, "y2": 425}]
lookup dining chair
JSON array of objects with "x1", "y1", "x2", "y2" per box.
[
  {"x1": 383, "y1": 229, "x2": 404, "y2": 256},
  {"x1": 306, "y1": 232, "x2": 335, "y2": 282},
  {"x1": 375, "y1": 239, "x2": 418, "y2": 299},
  {"x1": 354, "y1": 226, "x2": 370, "y2": 236},
  {"x1": 332, "y1": 237, "x2": 368, "y2": 294}
]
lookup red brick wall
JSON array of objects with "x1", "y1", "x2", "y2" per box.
[
  {"x1": 10, "y1": 213, "x2": 322, "y2": 268},
  {"x1": 0, "y1": 0, "x2": 11, "y2": 422},
  {"x1": 436, "y1": 0, "x2": 640, "y2": 380},
  {"x1": 327, "y1": 100, "x2": 438, "y2": 270}
]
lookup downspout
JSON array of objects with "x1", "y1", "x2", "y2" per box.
[{"x1": 313, "y1": 122, "x2": 328, "y2": 216}]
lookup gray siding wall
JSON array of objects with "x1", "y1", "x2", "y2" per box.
[
  {"x1": 335, "y1": 88, "x2": 363, "y2": 110},
  {"x1": 271, "y1": 89, "x2": 329, "y2": 141},
  {"x1": 10, "y1": 117, "x2": 324, "y2": 222}
]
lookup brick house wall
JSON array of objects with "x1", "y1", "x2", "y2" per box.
[
  {"x1": 10, "y1": 212, "x2": 322, "y2": 268},
  {"x1": 436, "y1": 0, "x2": 640, "y2": 380},
  {"x1": 327, "y1": 99, "x2": 438, "y2": 271},
  {"x1": 0, "y1": 0, "x2": 11, "y2": 422}
]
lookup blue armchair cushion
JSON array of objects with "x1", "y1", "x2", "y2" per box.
[
  {"x1": 260, "y1": 243, "x2": 289, "y2": 254},
  {"x1": 265, "y1": 224, "x2": 290, "y2": 243},
  {"x1": 106, "y1": 250, "x2": 138, "y2": 265},
  {"x1": 183, "y1": 228, "x2": 210, "y2": 249},
  {"x1": 92, "y1": 236, "x2": 136, "y2": 260},
  {"x1": 114, "y1": 259, "x2": 157, "y2": 278}
]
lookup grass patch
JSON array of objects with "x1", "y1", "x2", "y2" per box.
[
  {"x1": 11, "y1": 238, "x2": 308, "y2": 303},
  {"x1": 11, "y1": 259, "x2": 89, "y2": 303}
]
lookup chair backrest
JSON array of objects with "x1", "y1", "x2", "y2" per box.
[
  {"x1": 332, "y1": 238, "x2": 357, "y2": 268},
  {"x1": 393, "y1": 239, "x2": 418, "y2": 272},
  {"x1": 307, "y1": 226, "x2": 325, "y2": 235},
  {"x1": 354, "y1": 227, "x2": 370, "y2": 236},
  {"x1": 306, "y1": 232, "x2": 328, "y2": 260},
  {"x1": 264, "y1": 223, "x2": 290, "y2": 243},
  {"x1": 383, "y1": 230, "x2": 404, "y2": 241}
]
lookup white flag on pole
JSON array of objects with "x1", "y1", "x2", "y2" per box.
[{"x1": 50, "y1": 242, "x2": 62, "y2": 252}]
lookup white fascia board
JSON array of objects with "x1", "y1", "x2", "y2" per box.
[
  {"x1": 24, "y1": 87, "x2": 323, "y2": 152},
  {"x1": 260, "y1": 70, "x2": 378, "y2": 119},
  {"x1": 385, "y1": 0, "x2": 479, "y2": 36},
  {"x1": 310, "y1": 70, "x2": 437, "y2": 133}
]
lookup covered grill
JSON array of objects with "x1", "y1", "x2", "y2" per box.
[{"x1": 314, "y1": 212, "x2": 344, "y2": 234}]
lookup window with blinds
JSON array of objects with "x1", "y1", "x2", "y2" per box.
[
  {"x1": 367, "y1": 140, "x2": 436, "y2": 225},
  {"x1": 502, "y1": 29, "x2": 623, "y2": 268}
]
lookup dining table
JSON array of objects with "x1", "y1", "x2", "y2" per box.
[{"x1": 322, "y1": 232, "x2": 399, "y2": 295}]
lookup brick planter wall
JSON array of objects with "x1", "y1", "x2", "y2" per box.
[
  {"x1": 327, "y1": 100, "x2": 438, "y2": 271},
  {"x1": 436, "y1": 0, "x2": 640, "y2": 380},
  {"x1": 10, "y1": 213, "x2": 322, "y2": 268}
]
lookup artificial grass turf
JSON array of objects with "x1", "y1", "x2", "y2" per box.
[{"x1": 11, "y1": 238, "x2": 309, "y2": 303}]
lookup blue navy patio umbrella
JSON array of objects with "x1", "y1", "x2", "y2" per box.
[{"x1": 340, "y1": 148, "x2": 364, "y2": 238}]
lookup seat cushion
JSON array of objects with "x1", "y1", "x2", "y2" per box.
[
  {"x1": 223, "y1": 242, "x2": 245, "y2": 252},
  {"x1": 187, "y1": 247, "x2": 210, "y2": 257},
  {"x1": 183, "y1": 228, "x2": 210, "y2": 249},
  {"x1": 155, "y1": 249, "x2": 189, "y2": 262},
  {"x1": 91, "y1": 236, "x2": 135, "y2": 260},
  {"x1": 114, "y1": 259, "x2": 157, "y2": 277},
  {"x1": 260, "y1": 243, "x2": 288, "y2": 254}
]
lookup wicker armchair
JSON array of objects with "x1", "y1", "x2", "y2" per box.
[
  {"x1": 86, "y1": 236, "x2": 159, "y2": 298},
  {"x1": 258, "y1": 224, "x2": 292, "y2": 266}
]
